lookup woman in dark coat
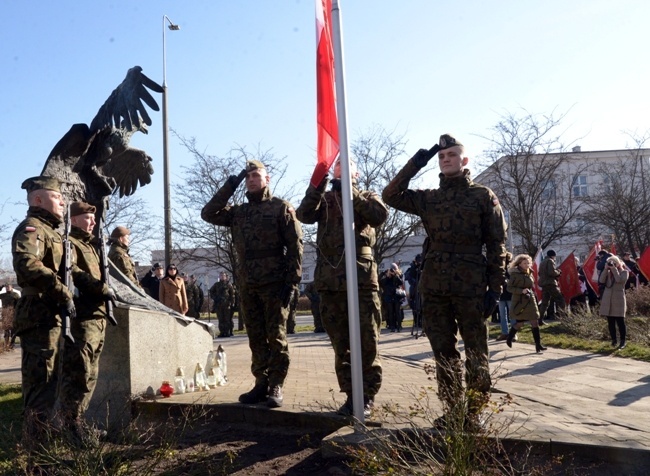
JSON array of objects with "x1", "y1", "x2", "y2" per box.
[
  {"x1": 599, "y1": 255, "x2": 629, "y2": 349},
  {"x1": 506, "y1": 254, "x2": 547, "y2": 353}
]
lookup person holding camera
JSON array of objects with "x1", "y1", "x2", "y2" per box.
[
  {"x1": 379, "y1": 263, "x2": 405, "y2": 332},
  {"x1": 599, "y1": 255, "x2": 629, "y2": 349}
]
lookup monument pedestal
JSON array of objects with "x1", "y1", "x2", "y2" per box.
[{"x1": 87, "y1": 306, "x2": 214, "y2": 429}]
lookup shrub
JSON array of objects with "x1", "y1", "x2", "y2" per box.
[{"x1": 626, "y1": 285, "x2": 650, "y2": 317}]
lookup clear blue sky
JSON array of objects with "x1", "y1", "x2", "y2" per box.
[{"x1": 2, "y1": 0, "x2": 649, "y2": 261}]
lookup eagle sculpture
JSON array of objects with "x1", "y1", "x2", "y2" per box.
[{"x1": 41, "y1": 65, "x2": 163, "y2": 208}]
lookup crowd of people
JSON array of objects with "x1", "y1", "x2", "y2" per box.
[{"x1": 19, "y1": 131, "x2": 648, "y2": 451}]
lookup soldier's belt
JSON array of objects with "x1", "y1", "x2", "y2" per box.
[
  {"x1": 319, "y1": 246, "x2": 373, "y2": 257},
  {"x1": 245, "y1": 247, "x2": 285, "y2": 259},
  {"x1": 20, "y1": 287, "x2": 44, "y2": 297},
  {"x1": 428, "y1": 243, "x2": 482, "y2": 254}
]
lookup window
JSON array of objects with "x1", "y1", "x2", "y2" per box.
[
  {"x1": 540, "y1": 179, "x2": 556, "y2": 199},
  {"x1": 572, "y1": 175, "x2": 588, "y2": 197}
]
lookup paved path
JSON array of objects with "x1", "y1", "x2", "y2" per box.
[{"x1": 2, "y1": 323, "x2": 650, "y2": 471}]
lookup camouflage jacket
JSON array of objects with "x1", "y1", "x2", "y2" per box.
[
  {"x1": 538, "y1": 256, "x2": 561, "y2": 287},
  {"x1": 108, "y1": 241, "x2": 141, "y2": 287},
  {"x1": 70, "y1": 228, "x2": 111, "y2": 320},
  {"x1": 201, "y1": 183, "x2": 303, "y2": 288},
  {"x1": 11, "y1": 206, "x2": 73, "y2": 333},
  {"x1": 382, "y1": 162, "x2": 507, "y2": 297},
  {"x1": 296, "y1": 182, "x2": 388, "y2": 292},
  {"x1": 210, "y1": 281, "x2": 235, "y2": 307}
]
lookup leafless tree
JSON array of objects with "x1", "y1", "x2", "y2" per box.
[
  {"x1": 477, "y1": 109, "x2": 588, "y2": 255},
  {"x1": 351, "y1": 125, "x2": 424, "y2": 265},
  {"x1": 171, "y1": 132, "x2": 290, "y2": 283},
  {"x1": 582, "y1": 133, "x2": 650, "y2": 257}
]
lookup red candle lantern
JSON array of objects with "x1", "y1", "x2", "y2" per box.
[{"x1": 160, "y1": 381, "x2": 174, "y2": 398}]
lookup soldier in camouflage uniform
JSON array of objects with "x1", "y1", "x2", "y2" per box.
[
  {"x1": 382, "y1": 134, "x2": 507, "y2": 423},
  {"x1": 183, "y1": 273, "x2": 200, "y2": 318},
  {"x1": 304, "y1": 282, "x2": 324, "y2": 332},
  {"x1": 59, "y1": 202, "x2": 116, "y2": 438},
  {"x1": 296, "y1": 159, "x2": 388, "y2": 417},
  {"x1": 108, "y1": 226, "x2": 141, "y2": 288},
  {"x1": 286, "y1": 288, "x2": 299, "y2": 334},
  {"x1": 201, "y1": 160, "x2": 303, "y2": 408},
  {"x1": 210, "y1": 272, "x2": 235, "y2": 337},
  {"x1": 11, "y1": 176, "x2": 77, "y2": 440}
]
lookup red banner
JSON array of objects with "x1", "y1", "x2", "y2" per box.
[
  {"x1": 311, "y1": 0, "x2": 339, "y2": 187},
  {"x1": 558, "y1": 252, "x2": 583, "y2": 303},
  {"x1": 582, "y1": 240, "x2": 602, "y2": 297},
  {"x1": 637, "y1": 246, "x2": 650, "y2": 281}
]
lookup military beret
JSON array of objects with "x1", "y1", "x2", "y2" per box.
[
  {"x1": 245, "y1": 160, "x2": 266, "y2": 172},
  {"x1": 438, "y1": 134, "x2": 464, "y2": 151},
  {"x1": 70, "y1": 201, "x2": 96, "y2": 217},
  {"x1": 110, "y1": 226, "x2": 130, "y2": 239},
  {"x1": 21, "y1": 175, "x2": 61, "y2": 193}
]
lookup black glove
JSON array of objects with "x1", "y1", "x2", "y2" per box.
[
  {"x1": 331, "y1": 179, "x2": 342, "y2": 192},
  {"x1": 278, "y1": 283, "x2": 295, "y2": 308},
  {"x1": 483, "y1": 290, "x2": 500, "y2": 319},
  {"x1": 227, "y1": 169, "x2": 248, "y2": 189},
  {"x1": 64, "y1": 299, "x2": 77, "y2": 320},
  {"x1": 412, "y1": 144, "x2": 441, "y2": 168}
]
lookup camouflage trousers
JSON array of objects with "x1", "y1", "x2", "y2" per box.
[
  {"x1": 420, "y1": 293, "x2": 490, "y2": 410},
  {"x1": 240, "y1": 283, "x2": 290, "y2": 388},
  {"x1": 539, "y1": 284, "x2": 566, "y2": 320},
  {"x1": 58, "y1": 318, "x2": 106, "y2": 421},
  {"x1": 216, "y1": 303, "x2": 233, "y2": 336},
  {"x1": 320, "y1": 290, "x2": 382, "y2": 398},
  {"x1": 20, "y1": 326, "x2": 61, "y2": 426}
]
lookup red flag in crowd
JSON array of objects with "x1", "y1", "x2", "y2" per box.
[
  {"x1": 637, "y1": 246, "x2": 650, "y2": 281},
  {"x1": 558, "y1": 252, "x2": 582, "y2": 304},
  {"x1": 582, "y1": 240, "x2": 602, "y2": 296},
  {"x1": 610, "y1": 242, "x2": 617, "y2": 256},
  {"x1": 531, "y1": 247, "x2": 543, "y2": 301},
  {"x1": 311, "y1": 0, "x2": 339, "y2": 187}
]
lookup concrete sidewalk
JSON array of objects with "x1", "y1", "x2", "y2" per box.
[{"x1": 2, "y1": 324, "x2": 650, "y2": 470}]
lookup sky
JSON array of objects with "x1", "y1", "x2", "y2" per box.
[{"x1": 2, "y1": 0, "x2": 650, "y2": 263}]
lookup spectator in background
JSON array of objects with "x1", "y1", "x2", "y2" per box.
[
  {"x1": 183, "y1": 273, "x2": 201, "y2": 318},
  {"x1": 210, "y1": 272, "x2": 236, "y2": 337},
  {"x1": 599, "y1": 255, "x2": 629, "y2": 350},
  {"x1": 159, "y1": 264, "x2": 189, "y2": 315},
  {"x1": 404, "y1": 254, "x2": 423, "y2": 330},
  {"x1": 0, "y1": 284, "x2": 20, "y2": 350},
  {"x1": 622, "y1": 252, "x2": 647, "y2": 289},
  {"x1": 140, "y1": 263, "x2": 164, "y2": 301},
  {"x1": 379, "y1": 263, "x2": 405, "y2": 332}
]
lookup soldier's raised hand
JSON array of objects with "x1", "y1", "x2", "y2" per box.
[
  {"x1": 227, "y1": 169, "x2": 248, "y2": 189},
  {"x1": 412, "y1": 144, "x2": 441, "y2": 168}
]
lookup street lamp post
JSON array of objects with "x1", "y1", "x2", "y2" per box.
[{"x1": 162, "y1": 14, "x2": 180, "y2": 268}]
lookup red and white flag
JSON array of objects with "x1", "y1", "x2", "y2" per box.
[
  {"x1": 582, "y1": 240, "x2": 602, "y2": 296},
  {"x1": 311, "y1": 0, "x2": 339, "y2": 187},
  {"x1": 637, "y1": 246, "x2": 650, "y2": 282},
  {"x1": 531, "y1": 247, "x2": 543, "y2": 301},
  {"x1": 558, "y1": 252, "x2": 583, "y2": 303}
]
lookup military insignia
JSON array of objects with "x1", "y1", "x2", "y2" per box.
[
  {"x1": 440, "y1": 136, "x2": 447, "y2": 148},
  {"x1": 25, "y1": 226, "x2": 36, "y2": 232}
]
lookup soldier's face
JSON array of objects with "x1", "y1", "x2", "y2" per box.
[
  {"x1": 119, "y1": 234, "x2": 130, "y2": 246},
  {"x1": 71, "y1": 213, "x2": 96, "y2": 233},
  {"x1": 438, "y1": 146, "x2": 468, "y2": 177},
  {"x1": 246, "y1": 169, "x2": 269, "y2": 193},
  {"x1": 36, "y1": 190, "x2": 65, "y2": 219}
]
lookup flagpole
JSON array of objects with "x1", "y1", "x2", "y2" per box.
[{"x1": 330, "y1": 0, "x2": 365, "y2": 424}]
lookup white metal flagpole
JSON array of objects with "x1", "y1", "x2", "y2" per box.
[{"x1": 330, "y1": 0, "x2": 365, "y2": 424}]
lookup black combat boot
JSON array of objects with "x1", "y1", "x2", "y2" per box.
[
  {"x1": 506, "y1": 326, "x2": 518, "y2": 348},
  {"x1": 532, "y1": 327, "x2": 547, "y2": 353},
  {"x1": 239, "y1": 382, "x2": 268, "y2": 404}
]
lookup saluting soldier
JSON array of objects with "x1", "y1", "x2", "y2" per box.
[
  {"x1": 382, "y1": 134, "x2": 507, "y2": 426},
  {"x1": 59, "y1": 201, "x2": 116, "y2": 440},
  {"x1": 12, "y1": 176, "x2": 76, "y2": 440},
  {"x1": 108, "y1": 226, "x2": 141, "y2": 287},
  {"x1": 296, "y1": 158, "x2": 388, "y2": 417},
  {"x1": 201, "y1": 160, "x2": 303, "y2": 408}
]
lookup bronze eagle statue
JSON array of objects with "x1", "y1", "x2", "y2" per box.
[{"x1": 40, "y1": 66, "x2": 164, "y2": 208}]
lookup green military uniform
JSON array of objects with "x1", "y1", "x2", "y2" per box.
[
  {"x1": 304, "y1": 282, "x2": 323, "y2": 332},
  {"x1": 12, "y1": 177, "x2": 74, "y2": 434},
  {"x1": 538, "y1": 253, "x2": 566, "y2": 320},
  {"x1": 201, "y1": 163, "x2": 303, "y2": 392},
  {"x1": 108, "y1": 241, "x2": 140, "y2": 287},
  {"x1": 286, "y1": 288, "x2": 299, "y2": 334},
  {"x1": 210, "y1": 279, "x2": 235, "y2": 337},
  {"x1": 185, "y1": 279, "x2": 201, "y2": 318},
  {"x1": 296, "y1": 177, "x2": 388, "y2": 404},
  {"x1": 60, "y1": 221, "x2": 112, "y2": 423},
  {"x1": 382, "y1": 151, "x2": 507, "y2": 411}
]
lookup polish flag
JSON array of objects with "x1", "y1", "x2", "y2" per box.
[
  {"x1": 558, "y1": 252, "x2": 583, "y2": 304},
  {"x1": 637, "y1": 246, "x2": 650, "y2": 282},
  {"x1": 582, "y1": 240, "x2": 603, "y2": 296},
  {"x1": 531, "y1": 247, "x2": 543, "y2": 301},
  {"x1": 311, "y1": 0, "x2": 339, "y2": 187}
]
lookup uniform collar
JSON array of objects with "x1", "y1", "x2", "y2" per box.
[
  {"x1": 438, "y1": 169, "x2": 472, "y2": 189},
  {"x1": 246, "y1": 186, "x2": 272, "y2": 203},
  {"x1": 27, "y1": 206, "x2": 63, "y2": 228}
]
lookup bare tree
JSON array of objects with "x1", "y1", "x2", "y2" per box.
[
  {"x1": 582, "y1": 133, "x2": 650, "y2": 256},
  {"x1": 477, "y1": 109, "x2": 588, "y2": 255},
  {"x1": 171, "y1": 132, "x2": 289, "y2": 282},
  {"x1": 104, "y1": 194, "x2": 161, "y2": 264},
  {"x1": 351, "y1": 125, "x2": 424, "y2": 265}
]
